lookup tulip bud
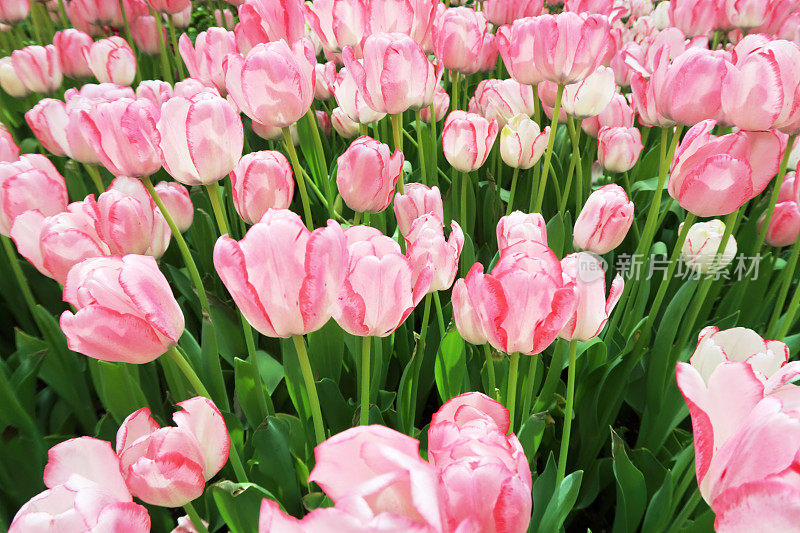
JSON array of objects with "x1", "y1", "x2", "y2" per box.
[
  {"x1": 314, "y1": 61, "x2": 337, "y2": 101},
  {"x1": 130, "y1": 15, "x2": 165, "y2": 55},
  {"x1": 136, "y1": 79, "x2": 173, "y2": 108},
  {"x1": 559, "y1": 252, "x2": 623, "y2": 341},
  {"x1": 0, "y1": 124, "x2": 19, "y2": 162},
  {"x1": 170, "y1": 5, "x2": 192, "y2": 27},
  {"x1": 681, "y1": 220, "x2": 738, "y2": 275},
  {"x1": 723, "y1": 0, "x2": 768, "y2": 29},
  {"x1": 0, "y1": 57, "x2": 27, "y2": 97},
  {"x1": 419, "y1": 84, "x2": 449, "y2": 123},
  {"x1": 761, "y1": 200, "x2": 800, "y2": 248},
  {"x1": 432, "y1": 7, "x2": 498, "y2": 74},
  {"x1": 53, "y1": 29, "x2": 93, "y2": 78},
  {"x1": 25, "y1": 98, "x2": 70, "y2": 157},
  {"x1": 597, "y1": 126, "x2": 643, "y2": 173},
  {"x1": 496, "y1": 211, "x2": 547, "y2": 251},
  {"x1": 472, "y1": 78, "x2": 537, "y2": 129},
  {"x1": 574, "y1": 184, "x2": 634, "y2": 254},
  {"x1": 0, "y1": 0, "x2": 29, "y2": 23},
  {"x1": 230, "y1": 151, "x2": 294, "y2": 224},
  {"x1": 331, "y1": 107, "x2": 360, "y2": 138},
  {"x1": 406, "y1": 214, "x2": 464, "y2": 292},
  {"x1": 154, "y1": 181, "x2": 193, "y2": 232},
  {"x1": 483, "y1": 0, "x2": 544, "y2": 26},
  {"x1": 668, "y1": 0, "x2": 717, "y2": 37},
  {"x1": 394, "y1": 183, "x2": 444, "y2": 237},
  {"x1": 333, "y1": 67, "x2": 387, "y2": 124},
  {"x1": 442, "y1": 111, "x2": 499, "y2": 172},
  {"x1": 337, "y1": 136, "x2": 403, "y2": 213},
  {"x1": 561, "y1": 66, "x2": 617, "y2": 119},
  {"x1": 84, "y1": 36, "x2": 137, "y2": 86},
  {"x1": 235, "y1": 0, "x2": 305, "y2": 54},
  {"x1": 145, "y1": 0, "x2": 189, "y2": 14},
  {"x1": 500, "y1": 114, "x2": 549, "y2": 169},
  {"x1": 303, "y1": 0, "x2": 369, "y2": 55},
  {"x1": 179, "y1": 28, "x2": 237, "y2": 95},
  {"x1": 12, "y1": 45, "x2": 62, "y2": 94},
  {"x1": 0, "y1": 155, "x2": 68, "y2": 236}
]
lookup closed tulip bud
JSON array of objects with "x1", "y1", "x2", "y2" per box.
[
  {"x1": 574, "y1": 184, "x2": 634, "y2": 254},
  {"x1": 235, "y1": 0, "x2": 305, "y2": 54},
  {"x1": 225, "y1": 39, "x2": 316, "y2": 129},
  {"x1": 331, "y1": 107, "x2": 360, "y2": 138},
  {"x1": 130, "y1": 15, "x2": 165, "y2": 55},
  {"x1": 117, "y1": 397, "x2": 229, "y2": 506},
  {"x1": 215, "y1": 210, "x2": 348, "y2": 337},
  {"x1": 173, "y1": 77, "x2": 217, "y2": 99},
  {"x1": 681, "y1": 220, "x2": 737, "y2": 274},
  {"x1": 582, "y1": 92, "x2": 634, "y2": 137},
  {"x1": 669, "y1": 120, "x2": 783, "y2": 217},
  {"x1": 179, "y1": 29, "x2": 238, "y2": 95},
  {"x1": 336, "y1": 136, "x2": 403, "y2": 214},
  {"x1": 0, "y1": 154, "x2": 68, "y2": 236},
  {"x1": 500, "y1": 114, "x2": 549, "y2": 169},
  {"x1": 342, "y1": 33, "x2": 442, "y2": 115},
  {"x1": 145, "y1": 0, "x2": 189, "y2": 14},
  {"x1": 432, "y1": 7, "x2": 498, "y2": 74},
  {"x1": 561, "y1": 66, "x2": 617, "y2": 119},
  {"x1": 61, "y1": 96, "x2": 106, "y2": 164},
  {"x1": 80, "y1": 97, "x2": 162, "y2": 177},
  {"x1": 472, "y1": 78, "x2": 537, "y2": 129},
  {"x1": 157, "y1": 92, "x2": 243, "y2": 185},
  {"x1": 316, "y1": 109, "x2": 331, "y2": 136},
  {"x1": 53, "y1": 29, "x2": 93, "y2": 79},
  {"x1": 419, "y1": 84, "x2": 449, "y2": 123},
  {"x1": 559, "y1": 252, "x2": 623, "y2": 341},
  {"x1": 12, "y1": 45, "x2": 62, "y2": 94},
  {"x1": 406, "y1": 214, "x2": 464, "y2": 292},
  {"x1": 84, "y1": 36, "x2": 137, "y2": 86},
  {"x1": 483, "y1": 0, "x2": 544, "y2": 26},
  {"x1": 58, "y1": 254, "x2": 184, "y2": 362},
  {"x1": 498, "y1": 12, "x2": 613, "y2": 86},
  {"x1": 597, "y1": 126, "x2": 643, "y2": 173},
  {"x1": 171, "y1": 5, "x2": 192, "y2": 27},
  {"x1": 0, "y1": 125, "x2": 19, "y2": 162},
  {"x1": 314, "y1": 61, "x2": 337, "y2": 100},
  {"x1": 0, "y1": 57, "x2": 27, "y2": 97},
  {"x1": 538, "y1": 80, "x2": 569, "y2": 123},
  {"x1": 630, "y1": 66, "x2": 675, "y2": 128},
  {"x1": 215, "y1": 8, "x2": 235, "y2": 29},
  {"x1": 452, "y1": 276, "x2": 488, "y2": 345},
  {"x1": 25, "y1": 98, "x2": 70, "y2": 157},
  {"x1": 442, "y1": 111, "x2": 499, "y2": 172},
  {"x1": 760, "y1": 201, "x2": 800, "y2": 247},
  {"x1": 496, "y1": 211, "x2": 547, "y2": 251},
  {"x1": 394, "y1": 183, "x2": 444, "y2": 237},
  {"x1": 230, "y1": 151, "x2": 294, "y2": 224},
  {"x1": 0, "y1": 0, "x2": 29, "y2": 23},
  {"x1": 154, "y1": 181, "x2": 193, "y2": 232},
  {"x1": 333, "y1": 67, "x2": 387, "y2": 124}
]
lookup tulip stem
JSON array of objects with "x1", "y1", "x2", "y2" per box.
[
  {"x1": 768, "y1": 236, "x2": 800, "y2": 337},
  {"x1": 406, "y1": 292, "x2": 432, "y2": 433},
  {"x1": 360, "y1": 336, "x2": 372, "y2": 425},
  {"x1": 567, "y1": 117, "x2": 584, "y2": 213},
  {"x1": 183, "y1": 501, "x2": 210, "y2": 533},
  {"x1": 391, "y1": 113, "x2": 405, "y2": 194},
  {"x1": 205, "y1": 182, "x2": 230, "y2": 235},
  {"x1": 506, "y1": 167, "x2": 520, "y2": 216},
  {"x1": 415, "y1": 109, "x2": 428, "y2": 185},
  {"x1": 166, "y1": 15, "x2": 186, "y2": 79},
  {"x1": 359, "y1": 124, "x2": 369, "y2": 137},
  {"x1": 84, "y1": 164, "x2": 105, "y2": 195},
  {"x1": 776, "y1": 257, "x2": 800, "y2": 338},
  {"x1": 56, "y1": 0, "x2": 70, "y2": 29},
  {"x1": 1, "y1": 235, "x2": 37, "y2": 330},
  {"x1": 556, "y1": 339, "x2": 578, "y2": 485},
  {"x1": 282, "y1": 128, "x2": 314, "y2": 229},
  {"x1": 291, "y1": 335, "x2": 325, "y2": 445},
  {"x1": 483, "y1": 344, "x2": 496, "y2": 399},
  {"x1": 533, "y1": 84, "x2": 563, "y2": 213},
  {"x1": 151, "y1": 9, "x2": 173, "y2": 84},
  {"x1": 451, "y1": 72, "x2": 459, "y2": 112},
  {"x1": 753, "y1": 134, "x2": 796, "y2": 255},
  {"x1": 461, "y1": 172, "x2": 470, "y2": 231},
  {"x1": 506, "y1": 352, "x2": 520, "y2": 432}
]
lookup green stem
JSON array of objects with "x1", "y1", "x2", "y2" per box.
[
  {"x1": 166, "y1": 15, "x2": 186, "y2": 79},
  {"x1": 753, "y1": 134, "x2": 797, "y2": 255},
  {"x1": 506, "y1": 167, "x2": 520, "y2": 216},
  {"x1": 205, "y1": 182, "x2": 230, "y2": 235},
  {"x1": 408, "y1": 293, "x2": 432, "y2": 432},
  {"x1": 433, "y1": 292, "x2": 446, "y2": 338},
  {"x1": 151, "y1": 10, "x2": 173, "y2": 84},
  {"x1": 392, "y1": 113, "x2": 404, "y2": 194},
  {"x1": 521, "y1": 356, "x2": 539, "y2": 423},
  {"x1": 292, "y1": 335, "x2": 325, "y2": 445},
  {"x1": 360, "y1": 336, "x2": 372, "y2": 425},
  {"x1": 507, "y1": 352, "x2": 520, "y2": 432},
  {"x1": 567, "y1": 118, "x2": 583, "y2": 213},
  {"x1": 556, "y1": 340, "x2": 578, "y2": 485},
  {"x1": 461, "y1": 172, "x2": 468, "y2": 229},
  {"x1": 282, "y1": 128, "x2": 314, "y2": 229},
  {"x1": 243, "y1": 313, "x2": 272, "y2": 418},
  {"x1": 533, "y1": 84, "x2": 563, "y2": 212},
  {"x1": 183, "y1": 501, "x2": 210, "y2": 533},
  {"x1": 559, "y1": 151, "x2": 577, "y2": 214},
  {"x1": 84, "y1": 164, "x2": 105, "y2": 195},
  {"x1": 359, "y1": 123, "x2": 369, "y2": 137},
  {"x1": 483, "y1": 344, "x2": 497, "y2": 399},
  {"x1": 304, "y1": 110, "x2": 334, "y2": 219},
  {"x1": 777, "y1": 263, "x2": 800, "y2": 338},
  {"x1": 768, "y1": 236, "x2": 800, "y2": 337},
  {"x1": 415, "y1": 109, "x2": 428, "y2": 185},
  {"x1": 56, "y1": 0, "x2": 70, "y2": 27},
  {"x1": 2, "y1": 234, "x2": 38, "y2": 325},
  {"x1": 451, "y1": 71, "x2": 460, "y2": 112}
]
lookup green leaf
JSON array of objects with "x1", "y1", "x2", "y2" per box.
[
  {"x1": 252, "y1": 416, "x2": 303, "y2": 515},
  {"x1": 547, "y1": 212, "x2": 566, "y2": 258},
  {"x1": 307, "y1": 320, "x2": 345, "y2": 382},
  {"x1": 539, "y1": 470, "x2": 584, "y2": 533},
  {"x1": 93, "y1": 361, "x2": 149, "y2": 423},
  {"x1": 234, "y1": 357, "x2": 268, "y2": 429},
  {"x1": 211, "y1": 481, "x2": 275, "y2": 533},
  {"x1": 434, "y1": 330, "x2": 465, "y2": 402},
  {"x1": 316, "y1": 378, "x2": 353, "y2": 433},
  {"x1": 641, "y1": 474, "x2": 673, "y2": 533},
  {"x1": 611, "y1": 429, "x2": 647, "y2": 533}
]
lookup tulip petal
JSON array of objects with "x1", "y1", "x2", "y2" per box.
[
  {"x1": 173, "y1": 397, "x2": 231, "y2": 480},
  {"x1": 43, "y1": 437, "x2": 130, "y2": 502}
]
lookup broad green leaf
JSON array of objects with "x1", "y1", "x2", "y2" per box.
[{"x1": 211, "y1": 481, "x2": 276, "y2": 533}]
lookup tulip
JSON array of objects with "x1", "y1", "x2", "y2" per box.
[
  {"x1": 53, "y1": 29, "x2": 93, "y2": 79},
  {"x1": 0, "y1": 57, "x2": 27, "y2": 97},
  {"x1": 500, "y1": 114, "x2": 549, "y2": 169},
  {"x1": 723, "y1": 0, "x2": 768, "y2": 29},
  {"x1": 331, "y1": 107, "x2": 360, "y2": 138},
  {"x1": 173, "y1": 77, "x2": 219, "y2": 99},
  {"x1": 230, "y1": 151, "x2": 294, "y2": 224},
  {"x1": 761, "y1": 199, "x2": 800, "y2": 247},
  {"x1": 561, "y1": 66, "x2": 617, "y2": 119},
  {"x1": 669, "y1": 120, "x2": 783, "y2": 217},
  {"x1": 252, "y1": 120, "x2": 297, "y2": 142},
  {"x1": 215, "y1": 209, "x2": 348, "y2": 337},
  {"x1": 471, "y1": 78, "x2": 537, "y2": 129},
  {"x1": 681, "y1": 219, "x2": 738, "y2": 275},
  {"x1": 157, "y1": 92, "x2": 243, "y2": 186},
  {"x1": 0, "y1": 154, "x2": 68, "y2": 237},
  {"x1": 173, "y1": 515, "x2": 210, "y2": 533},
  {"x1": 145, "y1": 0, "x2": 189, "y2": 14},
  {"x1": 136, "y1": 79, "x2": 173, "y2": 108},
  {"x1": 57, "y1": 254, "x2": 184, "y2": 363},
  {"x1": 154, "y1": 181, "x2": 193, "y2": 232},
  {"x1": 225, "y1": 39, "x2": 316, "y2": 129},
  {"x1": 302, "y1": 0, "x2": 369, "y2": 55},
  {"x1": 393, "y1": 183, "x2": 444, "y2": 237},
  {"x1": 215, "y1": 8, "x2": 235, "y2": 29},
  {"x1": 314, "y1": 61, "x2": 337, "y2": 101},
  {"x1": 496, "y1": 211, "x2": 547, "y2": 251},
  {"x1": 442, "y1": 111, "x2": 499, "y2": 172},
  {"x1": 597, "y1": 126, "x2": 643, "y2": 173},
  {"x1": 333, "y1": 66, "x2": 387, "y2": 124},
  {"x1": 65, "y1": 81, "x2": 136, "y2": 102},
  {"x1": 117, "y1": 397, "x2": 230, "y2": 507},
  {"x1": 419, "y1": 84, "x2": 450, "y2": 123},
  {"x1": 25, "y1": 98, "x2": 70, "y2": 157},
  {"x1": 452, "y1": 275, "x2": 489, "y2": 346},
  {"x1": 630, "y1": 61, "x2": 676, "y2": 128},
  {"x1": 235, "y1": 0, "x2": 305, "y2": 55},
  {"x1": 573, "y1": 184, "x2": 634, "y2": 254},
  {"x1": 406, "y1": 214, "x2": 464, "y2": 292},
  {"x1": 0, "y1": 124, "x2": 19, "y2": 162},
  {"x1": 336, "y1": 136, "x2": 403, "y2": 214},
  {"x1": 432, "y1": 7, "x2": 498, "y2": 74},
  {"x1": 79, "y1": 97, "x2": 162, "y2": 177},
  {"x1": 171, "y1": 5, "x2": 192, "y2": 28},
  {"x1": 84, "y1": 36, "x2": 137, "y2": 86},
  {"x1": 497, "y1": 12, "x2": 613, "y2": 86},
  {"x1": 130, "y1": 15, "x2": 165, "y2": 55},
  {"x1": 581, "y1": 93, "x2": 634, "y2": 137},
  {"x1": 342, "y1": 33, "x2": 441, "y2": 115},
  {"x1": 12, "y1": 45, "x2": 62, "y2": 94},
  {"x1": 668, "y1": 0, "x2": 718, "y2": 37},
  {"x1": 483, "y1": 0, "x2": 544, "y2": 26},
  {"x1": 559, "y1": 252, "x2": 623, "y2": 341},
  {"x1": 0, "y1": 0, "x2": 29, "y2": 23}
]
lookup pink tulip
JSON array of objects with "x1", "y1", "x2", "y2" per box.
[
  {"x1": 432, "y1": 7, "x2": 498, "y2": 74},
  {"x1": 252, "y1": 119, "x2": 296, "y2": 142},
  {"x1": 0, "y1": 125, "x2": 19, "y2": 162},
  {"x1": 342, "y1": 32, "x2": 442, "y2": 115},
  {"x1": 336, "y1": 136, "x2": 403, "y2": 214},
  {"x1": 761, "y1": 201, "x2": 800, "y2": 247},
  {"x1": 669, "y1": 119, "x2": 783, "y2": 217},
  {"x1": 496, "y1": 211, "x2": 547, "y2": 251},
  {"x1": 215, "y1": 209, "x2": 348, "y2": 337},
  {"x1": 561, "y1": 66, "x2": 617, "y2": 119},
  {"x1": 303, "y1": 0, "x2": 369, "y2": 55},
  {"x1": 0, "y1": 57, "x2": 26, "y2": 97},
  {"x1": 154, "y1": 181, "x2": 193, "y2": 232},
  {"x1": 65, "y1": 81, "x2": 136, "y2": 102},
  {"x1": 84, "y1": 36, "x2": 136, "y2": 86},
  {"x1": 53, "y1": 29, "x2": 93, "y2": 79},
  {"x1": 333, "y1": 66, "x2": 387, "y2": 124},
  {"x1": 136, "y1": 79, "x2": 173, "y2": 108},
  {"x1": 206, "y1": 43, "x2": 249, "y2": 81},
  {"x1": 497, "y1": 12, "x2": 613, "y2": 86},
  {"x1": 12, "y1": 45, "x2": 62, "y2": 94},
  {"x1": 581, "y1": 92, "x2": 634, "y2": 137},
  {"x1": 597, "y1": 126, "x2": 643, "y2": 173},
  {"x1": 668, "y1": 0, "x2": 718, "y2": 37},
  {"x1": 10, "y1": 437, "x2": 150, "y2": 533},
  {"x1": 331, "y1": 107, "x2": 360, "y2": 138},
  {"x1": 130, "y1": 15, "x2": 165, "y2": 55},
  {"x1": 157, "y1": 92, "x2": 243, "y2": 186},
  {"x1": 419, "y1": 84, "x2": 450, "y2": 123},
  {"x1": 0, "y1": 154, "x2": 67, "y2": 237},
  {"x1": 25, "y1": 98, "x2": 71, "y2": 157},
  {"x1": 314, "y1": 61, "x2": 337, "y2": 100},
  {"x1": 234, "y1": 0, "x2": 305, "y2": 55},
  {"x1": 442, "y1": 111, "x2": 499, "y2": 172},
  {"x1": 393, "y1": 183, "x2": 444, "y2": 237},
  {"x1": 471, "y1": 78, "x2": 536, "y2": 129},
  {"x1": 58, "y1": 254, "x2": 184, "y2": 363},
  {"x1": 215, "y1": 8, "x2": 235, "y2": 29},
  {"x1": 573, "y1": 184, "x2": 634, "y2": 254},
  {"x1": 500, "y1": 114, "x2": 549, "y2": 170},
  {"x1": 454, "y1": 243, "x2": 577, "y2": 355},
  {"x1": 230, "y1": 151, "x2": 294, "y2": 224},
  {"x1": 483, "y1": 0, "x2": 544, "y2": 26},
  {"x1": 406, "y1": 214, "x2": 464, "y2": 292},
  {"x1": 171, "y1": 5, "x2": 192, "y2": 28},
  {"x1": 173, "y1": 77, "x2": 220, "y2": 99},
  {"x1": 681, "y1": 219, "x2": 739, "y2": 275},
  {"x1": 334, "y1": 226, "x2": 433, "y2": 337},
  {"x1": 80, "y1": 97, "x2": 161, "y2": 177},
  {"x1": 117, "y1": 397, "x2": 230, "y2": 506},
  {"x1": 145, "y1": 0, "x2": 189, "y2": 14},
  {"x1": 225, "y1": 39, "x2": 316, "y2": 129},
  {"x1": 723, "y1": 0, "x2": 768, "y2": 29},
  {"x1": 630, "y1": 58, "x2": 676, "y2": 128},
  {"x1": 368, "y1": 0, "x2": 439, "y2": 51},
  {"x1": 559, "y1": 252, "x2": 623, "y2": 341},
  {"x1": 0, "y1": 0, "x2": 29, "y2": 23}
]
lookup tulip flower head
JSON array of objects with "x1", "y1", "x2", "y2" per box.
[
  {"x1": 84, "y1": 36, "x2": 137, "y2": 86},
  {"x1": 442, "y1": 111, "x2": 499, "y2": 172},
  {"x1": 336, "y1": 136, "x2": 403, "y2": 214},
  {"x1": 559, "y1": 252, "x2": 623, "y2": 341},
  {"x1": 573, "y1": 184, "x2": 634, "y2": 254},
  {"x1": 680, "y1": 220, "x2": 738, "y2": 275},
  {"x1": 230, "y1": 151, "x2": 295, "y2": 224}
]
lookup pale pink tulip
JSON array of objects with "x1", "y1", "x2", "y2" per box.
[
  {"x1": 668, "y1": 0, "x2": 718, "y2": 37},
  {"x1": 0, "y1": 124, "x2": 19, "y2": 162},
  {"x1": 630, "y1": 56, "x2": 676, "y2": 128},
  {"x1": 573, "y1": 184, "x2": 634, "y2": 254},
  {"x1": 442, "y1": 111, "x2": 499, "y2": 172},
  {"x1": 333, "y1": 66, "x2": 387, "y2": 124},
  {"x1": 419, "y1": 84, "x2": 450, "y2": 123},
  {"x1": 559, "y1": 252, "x2": 623, "y2": 341},
  {"x1": 53, "y1": 29, "x2": 93, "y2": 79},
  {"x1": 432, "y1": 7, "x2": 498, "y2": 74},
  {"x1": 130, "y1": 15, "x2": 165, "y2": 55},
  {"x1": 336, "y1": 136, "x2": 403, "y2": 213},
  {"x1": 302, "y1": 0, "x2": 369, "y2": 54},
  {"x1": 64, "y1": 81, "x2": 136, "y2": 102},
  {"x1": 313, "y1": 61, "x2": 337, "y2": 101},
  {"x1": 406, "y1": 214, "x2": 464, "y2": 292},
  {"x1": 235, "y1": 0, "x2": 305, "y2": 54},
  {"x1": 561, "y1": 66, "x2": 617, "y2": 119},
  {"x1": 12, "y1": 45, "x2": 62, "y2": 94},
  {"x1": 762, "y1": 200, "x2": 800, "y2": 247},
  {"x1": 0, "y1": 155, "x2": 67, "y2": 237},
  {"x1": 145, "y1": 0, "x2": 189, "y2": 14},
  {"x1": 170, "y1": 5, "x2": 192, "y2": 28},
  {"x1": 597, "y1": 126, "x2": 643, "y2": 173},
  {"x1": 25, "y1": 98, "x2": 70, "y2": 157},
  {"x1": 0, "y1": 56, "x2": 26, "y2": 97},
  {"x1": 681, "y1": 219, "x2": 738, "y2": 275},
  {"x1": 84, "y1": 37, "x2": 136, "y2": 86},
  {"x1": 331, "y1": 107, "x2": 360, "y2": 138},
  {"x1": 394, "y1": 183, "x2": 444, "y2": 236},
  {"x1": 0, "y1": 0, "x2": 29, "y2": 23},
  {"x1": 136, "y1": 79, "x2": 172, "y2": 107},
  {"x1": 483, "y1": 0, "x2": 544, "y2": 26},
  {"x1": 230, "y1": 151, "x2": 294, "y2": 224},
  {"x1": 581, "y1": 93, "x2": 634, "y2": 137},
  {"x1": 471, "y1": 78, "x2": 536, "y2": 129},
  {"x1": 179, "y1": 29, "x2": 237, "y2": 94},
  {"x1": 154, "y1": 181, "x2": 193, "y2": 232},
  {"x1": 723, "y1": 0, "x2": 768, "y2": 29},
  {"x1": 496, "y1": 211, "x2": 547, "y2": 251},
  {"x1": 500, "y1": 114, "x2": 549, "y2": 169},
  {"x1": 215, "y1": 8, "x2": 235, "y2": 30}
]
